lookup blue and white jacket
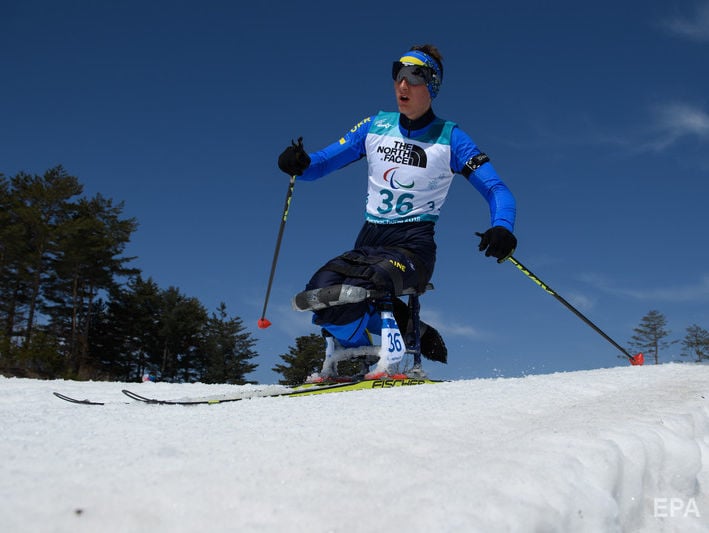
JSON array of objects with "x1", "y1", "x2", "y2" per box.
[{"x1": 300, "y1": 109, "x2": 516, "y2": 231}]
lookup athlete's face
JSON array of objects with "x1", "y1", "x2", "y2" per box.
[{"x1": 394, "y1": 78, "x2": 432, "y2": 120}]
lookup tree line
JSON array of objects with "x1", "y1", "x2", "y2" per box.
[
  {"x1": 272, "y1": 311, "x2": 709, "y2": 385},
  {"x1": 629, "y1": 310, "x2": 709, "y2": 365},
  {"x1": 1, "y1": 167, "x2": 257, "y2": 383}
]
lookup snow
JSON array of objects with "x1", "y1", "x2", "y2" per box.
[{"x1": 1, "y1": 364, "x2": 708, "y2": 533}]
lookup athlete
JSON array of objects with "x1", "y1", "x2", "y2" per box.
[{"x1": 277, "y1": 44, "x2": 517, "y2": 369}]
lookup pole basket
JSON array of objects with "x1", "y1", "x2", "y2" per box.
[{"x1": 629, "y1": 352, "x2": 644, "y2": 366}]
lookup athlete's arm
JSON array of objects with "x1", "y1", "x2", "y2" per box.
[
  {"x1": 450, "y1": 127, "x2": 516, "y2": 232},
  {"x1": 298, "y1": 116, "x2": 374, "y2": 181}
]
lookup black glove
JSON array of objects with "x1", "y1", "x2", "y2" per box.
[
  {"x1": 278, "y1": 137, "x2": 311, "y2": 176},
  {"x1": 476, "y1": 227, "x2": 517, "y2": 263}
]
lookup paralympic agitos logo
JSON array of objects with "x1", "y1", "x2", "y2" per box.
[{"x1": 383, "y1": 167, "x2": 414, "y2": 189}]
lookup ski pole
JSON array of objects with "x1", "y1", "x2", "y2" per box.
[
  {"x1": 258, "y1": 175, "x2": 296, "y2": 329},
  {"x1": 506, "y1": 255, "x2": 644, "y2": 366}
]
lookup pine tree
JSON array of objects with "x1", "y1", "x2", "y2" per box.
[
  {"x1": 0, "y1": 167, "x2": 84, "y2": 374},
  {"x1": 273, "y1": 334, "x2": 325, "y2": 385},
  {"x1": 680, "y1": 324, "x2": 709, "y2": 363},
  {"x1": 46, "y1": 193, "x2": 137, "y2": 377},
  {"x1": 85, "y1": 297, "x2": 129, "y2": 380},
  {"x1": 629, "y1": 310, "x2": 672, "y2": 365},
  {"x1": 157, "y1": 287, "x2": 208, "y2": 382},
  {"x1": 0, "y1": 175, "x2": 18, "y2": 361},
  {"x1": 200, "y1": 302, "x2": 258, "y2": 384},
  {"x1": 1, "y1": 167, "x2": 82, "y2": 354},
  {"x1": 104, "y1": 276, "x2": 164, "y2": 381}
]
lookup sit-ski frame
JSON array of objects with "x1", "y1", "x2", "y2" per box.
[{"x1": 293, "y1": 284, "x2": 432, "y2": 379}]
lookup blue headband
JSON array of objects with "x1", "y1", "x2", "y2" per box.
[{"x1": 397, "y1": 50, "x2": 443, "y2": 98}]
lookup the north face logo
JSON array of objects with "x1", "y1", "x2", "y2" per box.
[{"x1": 376, "y1": 140, "x2": 427, "y2": 168}]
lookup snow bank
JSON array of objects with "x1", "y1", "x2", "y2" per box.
[{"x1": 1, "y1": 363, "x2": 707, "y2": 532}]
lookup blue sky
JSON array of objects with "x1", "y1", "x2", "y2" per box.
[{"x1": 3, "y1": 0, "x2": 709, "y2": 383}]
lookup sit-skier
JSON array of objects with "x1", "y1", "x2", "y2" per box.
[{"x1": 277, "y1": 44, "x2": 517, "y2": 379}]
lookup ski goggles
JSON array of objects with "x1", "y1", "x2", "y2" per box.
[{"x1": 392, "y1": 62, "x2": 434, "y2": 86}]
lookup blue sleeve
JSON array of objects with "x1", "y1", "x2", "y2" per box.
[
  {"x1": 298, "y1": 116, "x2": 373, "y2": 181},
  {"x1": 450, "y1": 126, "x2": 516, "y2": 232}
]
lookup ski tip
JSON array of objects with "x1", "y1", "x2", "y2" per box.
[
  {"x1": 53, "y1": 391, "x2": 104, "y2": 405},
  {"x1": 629, "y1": 352, "x2": 644, "y2": 366},
  {"x1": 122, "y1": 389, "x2": 152, "y2": 402},
  {"x1": 257, "y1": 317, "x2": 272, "y2": 329}
]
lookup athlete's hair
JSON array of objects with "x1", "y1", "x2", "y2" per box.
[{"x1": 409, "y1": 44, "x2": 444, "y2": 79}]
